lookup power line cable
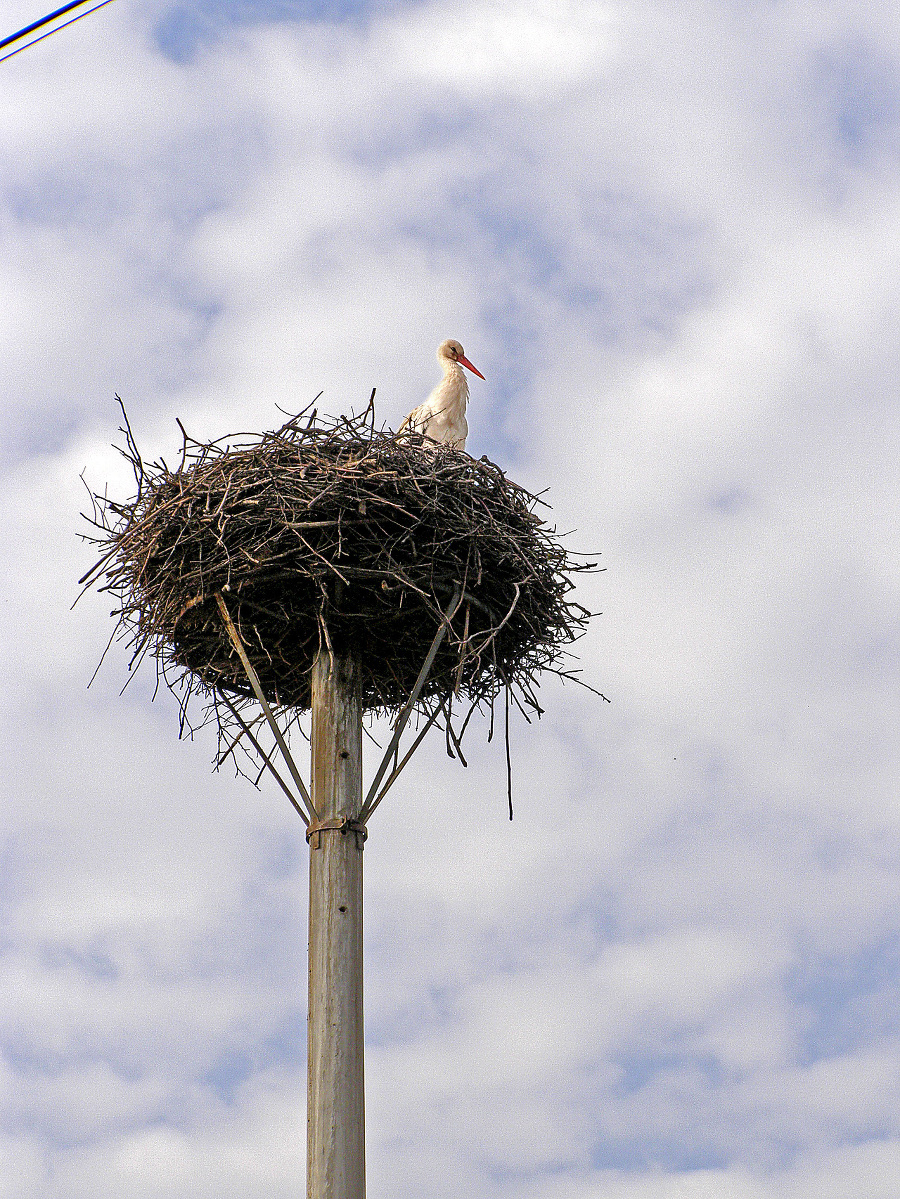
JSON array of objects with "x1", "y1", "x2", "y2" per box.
[
  {"x1": 1, "y1": 0, "x2": 115, "y2": 61},
  {"x1": 2, "y1": 0, "x2": 94, "y2": 48}
]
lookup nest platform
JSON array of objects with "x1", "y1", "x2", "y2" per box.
[{"x1": 82, "y1": 402, "x2": 596, "y2": 740}]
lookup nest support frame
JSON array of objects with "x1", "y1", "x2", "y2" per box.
[
  {"x1": 215, "y1": 584, "x2": 462, "y2": 829},
  {"x1": 79, "y1": 398, "x2": 604, "y2": 822}
]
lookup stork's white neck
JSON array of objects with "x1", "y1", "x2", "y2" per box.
[{"x1": 435, "y1": 359, "x2": 469, "y2": 408}]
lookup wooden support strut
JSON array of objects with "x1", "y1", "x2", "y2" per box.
[
  {"x1": 215, "y1": 591, "x2": 317, "y2": 821},
  {"x1": 357, "y1": 585, "x2": 461, "y2": 824}
]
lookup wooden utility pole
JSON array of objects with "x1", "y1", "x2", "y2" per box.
[
  {"x1": 94, "y1": 406, "x2": 588, "y2": 1199},
  {"x1": 307, "y1": 647, "x2": 366, "y2": 1199}
]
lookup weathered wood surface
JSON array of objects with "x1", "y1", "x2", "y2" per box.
[{"x1": 307, "y1": 648, "x2": 365, "y2": 1199}]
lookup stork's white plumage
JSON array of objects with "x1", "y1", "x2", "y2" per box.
[{"x1": 398, "y1": 339, "x2": 485, "y2": 451}]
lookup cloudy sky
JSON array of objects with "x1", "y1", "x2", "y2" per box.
[{"x1": 2, "y1": 0, "x2": 900, "y2": 1194}]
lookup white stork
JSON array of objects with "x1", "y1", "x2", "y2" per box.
[{"x1": 398, "y1": 339, "x2": 485, "y2": 451}]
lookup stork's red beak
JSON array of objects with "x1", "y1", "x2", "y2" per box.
[{"x1": 458, "y1": 355, "x2": 485, "y2": 380}]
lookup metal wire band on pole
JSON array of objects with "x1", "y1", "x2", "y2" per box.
[
  {"x1": 305, "y1": 817, "x2": 368, "y2": 850},
  {"x1": 358, "y1": 586, "x2": 461, "y2": 823},
  {"x1": 215, "y1": 592, "x2": 317, "y2": 821}
]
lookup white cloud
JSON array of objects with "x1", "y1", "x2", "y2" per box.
[{"x1": 387, "y1": 0, "x2": 617, "y2": 99}]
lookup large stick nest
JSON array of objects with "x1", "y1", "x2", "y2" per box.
[{"x1": 81, "y1": 400, "x2": 599, "y2": 746}]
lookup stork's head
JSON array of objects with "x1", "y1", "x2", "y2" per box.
[{"x1": 438, "y1": 339, "x2": 485, "y2": 380}]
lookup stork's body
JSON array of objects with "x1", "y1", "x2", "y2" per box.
[{"x1": 399, "y1": 339, "x2": 485, "y2": 451}]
